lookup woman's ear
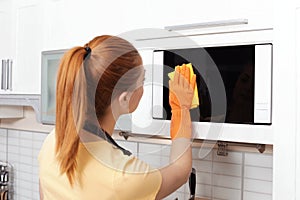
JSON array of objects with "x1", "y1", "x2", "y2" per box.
[{"x1": 118, "y1": 91, "x2": 130, "y2": 109}]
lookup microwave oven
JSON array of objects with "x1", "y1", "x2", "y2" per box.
[{"x1": 151, "y1": 43, "x2": 272, "y2": 125}]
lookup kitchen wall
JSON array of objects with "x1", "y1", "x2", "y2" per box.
[{"x1": 0, "y1": 128, "x2": 272, "y2": 200}]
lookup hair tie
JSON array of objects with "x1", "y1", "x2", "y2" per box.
[{"x1": 84, "y1": 46, "x2": 92, "y2": 60}]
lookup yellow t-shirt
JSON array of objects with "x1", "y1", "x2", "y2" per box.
[{"x1": 38, "y1": 130, "x2": 162, "y2": 200}]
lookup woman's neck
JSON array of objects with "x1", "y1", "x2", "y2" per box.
[{"x1": 99, "y1": 110, "x2": 118, "y2": 136}]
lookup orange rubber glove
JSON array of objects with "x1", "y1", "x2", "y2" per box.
[
  {"x1": 169, "y1": 64, "x2": 196, "y2": 140},
  {"x1": 168, "y1": 63, "x2": 199, "y2": 109}
]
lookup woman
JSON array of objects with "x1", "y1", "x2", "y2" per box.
[{"x1": 38, "y1": 35, "x2": 196, "y2": 200}]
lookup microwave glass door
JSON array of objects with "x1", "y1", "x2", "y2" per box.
[{"x1": 154, "y1": 44, "x2": 270, "y2": 125}]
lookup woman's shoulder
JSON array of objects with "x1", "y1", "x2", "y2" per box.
[{"x1": 38, "y1": 129, "x2": 56, "y2": 160}]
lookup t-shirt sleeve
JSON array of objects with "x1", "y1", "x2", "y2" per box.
[{"x1": 113, "y1": 156, "x2": 162, "y2": 200}]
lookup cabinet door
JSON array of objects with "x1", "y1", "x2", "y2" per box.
[
  {"x1": 10, "y1": 0, "x2": 43, "y2": 94},
  {"x1": 0, "y1": 1, "x2": 13, "y2": 94},
  {"x1": 144, "y1": 0, "x2": 273, "y2": 33},
  {"x1": 42, "y1": 0, "x2": 274, "y2": 50},
  {"x1": 42, "y1": 0, "x2": 135, "y2": 50}
]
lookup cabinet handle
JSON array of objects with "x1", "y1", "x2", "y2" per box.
[
  {"x1": 1, "y1": 60, "x2": 7, "y2": 90},
  {"x1": 164, "y1": 18, "x2": 248, "y2": 31},
  {"x1": 7, "y1": 59, "x2": 12, "y2": 91}
]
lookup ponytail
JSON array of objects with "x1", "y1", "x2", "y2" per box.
[{"x1": 55, "y1": 46, "x2": 87, "y2": 186}]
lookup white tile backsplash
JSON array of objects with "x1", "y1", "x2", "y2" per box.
[
  {"x1": 196, "y1": 183, "x2": 212, "y2": 198},
  {"x1": 213, "y1": 162, "x2": 242, "y2": 177},
  {"x1": 212, "y1": 174, "x2": 242, "y2": 189},
  {"x1": 1, "y1": 129, "x2": 48, "y2": 200},
  {"x1": 0, "y1": 128, "x2": 273, "y2": 200},
  {"x1": 197, "y1": 171, "x2": 212, "y2": 185},
  {"x1": 193, "y1": 160, "x2": 213, "y2": 173},
  {"x1": 244, "y1": 166, "x2": 273, "y2": 181},
  {"x1": 243, "y1": 191, "x2": 272, "y2": 200},
  {"x1": 245, "y1": 152, "x2": 273, "y2": 168},
  {"x1": 213, "y1": 186, "x2": 242, "y2": 200},
  {"x1": 244, "y1": 179, "x2": 272, "y2": 194},
  {"x1": 0, "y1": 128, "x2": 7, "y2": 161},
  {"x1": 192, "y1": 147, "x2": 213, "y2": 160}
]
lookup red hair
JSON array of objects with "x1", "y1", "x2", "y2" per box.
[{"x1": 55, "y1": 35, "x2": 142, "y2": 185}]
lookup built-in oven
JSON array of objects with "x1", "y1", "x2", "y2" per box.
[{"x1": 152, "y1": 43, "x2": 272, "y2": 125}]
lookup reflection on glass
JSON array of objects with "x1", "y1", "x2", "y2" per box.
[{"x1": 162, "y1": 45, "x2": 255, "y2": 124}]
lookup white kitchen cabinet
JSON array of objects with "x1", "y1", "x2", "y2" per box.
[
  {"x1": 141, "y1": 0, "x2": 273, "y2": 33},
  {"x1": 41, "y1": 0, "x2": 273, "y2": 51},
  {"x1": 42, "y1": 0, "x2": 132, "y2": 50},
  {"x1": 12, "y1": 0, "x2": 43, "y2": 94},
  {"x1": 0, "y1": 1, "x2": 13, "y2": 94},
  {"x1": 0, "y1": 0, "x2": 43, "y2": 94},
  {"x1": 0, "y1": 1, "x2": 13, "y2": 59}
]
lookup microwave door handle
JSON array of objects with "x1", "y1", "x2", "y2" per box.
[{"x1": 164, "y1": 18, "x2": 248, "y2": 31}]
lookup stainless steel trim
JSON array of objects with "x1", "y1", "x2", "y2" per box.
[
  {"x1": 164, "y1": 18, "x2": 248, "y2": 31},
  {"x1": 1, "y1": 60, "x2": 7, "y2": 90},
  {"x1": 7, "y1": 59, "x2": 12, "y2": 91}
]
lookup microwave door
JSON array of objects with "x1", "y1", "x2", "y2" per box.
[{"x1": 152, "y1": 44, "x2": 272, "y2": 125}]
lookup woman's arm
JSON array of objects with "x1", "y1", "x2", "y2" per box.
[
  {"x1": 155, "y1": 111, "x2": 192, "y2": 200},
  {"x1": 155, "y1": 65, "x2": 195, "y2": 199}
]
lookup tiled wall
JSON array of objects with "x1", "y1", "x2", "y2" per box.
[
  {"x1": 0, "y1": 128, "x2": 46, "y2": 200},
  {"x1": 116, "y1": 141, "x2": 273, "y2": 200},
  {"x1": 0, "y1": 128, "x2": 273, "y2": 200}
]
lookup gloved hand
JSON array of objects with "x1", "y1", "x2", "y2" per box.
[
  {"x1": 169, "y1": 64, "x2": 196, "y2": 139},
  {"x1": 168, "y1": 63, "x2": 199, "y2": 109},
  {"x1": 169, "y1": 64, "x2": 196, "y2": 110}
]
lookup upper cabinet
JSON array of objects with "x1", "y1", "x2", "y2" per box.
[
  {"x1": 0, "y1": 0, "x2": 42, "y2": 94},
  {"x1": 42, "y1": 0, "x2": 273, "y2": 50},
  {"x1": 143, "y1": 0, "x2": 273, "y2": 31},
  {"x1": 0, "y1": 0, "x2": 13, "y2": 93}
]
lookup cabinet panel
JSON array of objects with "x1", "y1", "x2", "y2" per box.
[
  {"x1": 12, "y1": 2, "x2": 42, "y2": 94},
  {"x1": 42, "y1": 0, "x2": 273, "y2": 50},
  {"x1": 0, "y1": 1, "x2": 13, "y2": 94},
  {"x1": 42, "y1": 0, "x2": 130, "y2": 50},
  {"x1": 0, "y1": 2, "x2": 13, "y2": 59},
  {"x1": 0, "y1": 0, "x2": 42, "y2": 94},
  {"x1": 143, "y1": 0, "x2": 272, "y2": 32}
]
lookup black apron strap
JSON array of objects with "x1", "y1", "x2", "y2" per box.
[{"x1": 83, "y1": 122, "x2": 132, "y2": 156}]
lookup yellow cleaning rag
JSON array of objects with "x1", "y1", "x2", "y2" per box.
[{"x1": 168, "y1": 63, "x2": 199, "y2": 109}]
